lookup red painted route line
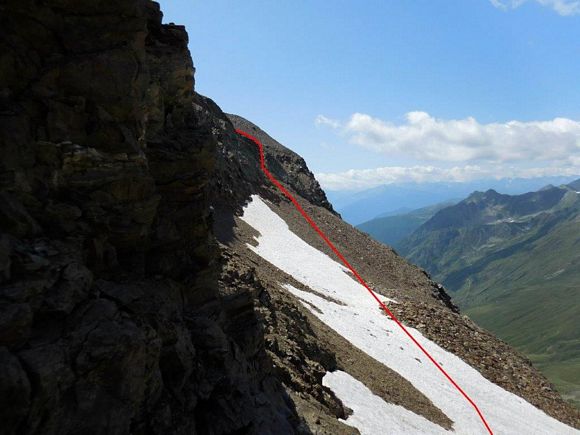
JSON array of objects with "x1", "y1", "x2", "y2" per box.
[{"x1": 236, "y1": 128, "x2": 494, "y2": 435}]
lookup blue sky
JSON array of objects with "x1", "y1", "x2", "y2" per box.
[{"x1": 161, "y1": 0, "x2": 580, "y2": 191}]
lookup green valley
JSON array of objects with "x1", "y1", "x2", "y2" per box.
[{"x1": 397, "y1": 182, "x2": 580, "y2": 406}]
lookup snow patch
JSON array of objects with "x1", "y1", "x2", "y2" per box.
[
  {"x1": 323, "y1": 370, "x2": 448, "y2": 434},
  {"x1": 241, "y1": 194, "x2": 396, "y2": 306},
  {"x1": 545, "y1": 269, "x2": 566, "y2": 280},
  {"x1": 241, "y1": 195, "x2": 578, "y2": 435}
]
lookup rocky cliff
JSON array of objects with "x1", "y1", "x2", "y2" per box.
[
  {"x1": 226, "y1": 114, "x2": 335, "y2": 214},
  {"x1": 0, "y1": 1, "x2": 301, "y2": 433},
  {"x1": 1, "y1": 1, "x2": 578, "y2": 434}
]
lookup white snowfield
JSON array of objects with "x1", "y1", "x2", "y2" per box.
[
  {"x1": 241, "y1": 195, "x2": 579, "y2": 435},
  {"x1": 323, "y1": 370, "x2": 448, "y2": 434}
]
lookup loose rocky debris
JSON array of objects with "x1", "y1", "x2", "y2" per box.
[
  {"x1": 219, "y1": 249, "x2": 352, "y2": 434},
  {"x1": 228, "y1": 187, "x2": 580, "y2": 430},
  {"x1": 273, "y1": 196, "x2": 459, "y2": 312},
  {"x1": 227, "y1": 114, "x2": 336, "y2": 215},
  {"x1": 222, "y1": 213, "x2": 454, "y2": 432},
  {"x1": 389, "y1": 300, "x2": 580, "y2": 429}
]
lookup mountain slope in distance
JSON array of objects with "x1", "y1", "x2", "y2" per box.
[
  {"x1": 357, "y1": 201, "x2": 457, "y2": 248},
  {"x1": 398, "y1": 182, "x2": 580, "y2": 407}
]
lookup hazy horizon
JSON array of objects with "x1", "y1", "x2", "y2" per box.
[{"x1": 327, "y1": 174, "x2": 580, "y2": 225}]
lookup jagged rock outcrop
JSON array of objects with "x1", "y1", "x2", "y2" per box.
[
  {"x1": 227, "y1": 114, "x2": 336, "y2": 215},
  {"x1": 0, "y1": 1, "x2": 300, "y2": 434}
]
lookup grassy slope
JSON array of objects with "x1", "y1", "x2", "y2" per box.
[{"x1": 457, "y1": 216, "x2": 580, "y2": 406}]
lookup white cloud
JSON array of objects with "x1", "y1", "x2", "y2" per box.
[
  {"x1": 490, "y1": 0, "x2": 526, "y2": 10},
  {"x1": 490, "y1": 0, "x2": 580, "y2": 16},
  {"x1": 315, "y1": 111, "x2": 580, "y2": 190},
  {"x1": 316, "y1": 165, "x2": 580, "y2": 191},
  {"x1": 322, "y1": 111, "x2": 580, "y2": 164},
  {"x1": 315, "y1": 114, "x2": 341, "y2": 129}
]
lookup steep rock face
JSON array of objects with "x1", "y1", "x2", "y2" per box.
[
  {"x1": 0, "y1": 1, "x2": 299, "y2": 434},
  {"x1": 227, "y1": 114, "x2": 336, "y2": 215}
]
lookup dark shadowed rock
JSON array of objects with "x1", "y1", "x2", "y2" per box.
[{"x1": 0, "y1": 1, "x2": 303, "y2": 434}]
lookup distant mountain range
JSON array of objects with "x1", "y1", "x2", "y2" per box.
[
  {"x1": 397, "y1": 180, "x2": 580, "y2": 406},
  {"x1": 357, "y1": 201, "x2": 457, "y2": 248},
  {"x1": 327, "y1": 176, "x2": 580, "y2": 225}
]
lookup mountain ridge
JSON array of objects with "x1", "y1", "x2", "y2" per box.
[
  {"x1": 330, "y1": 176, "x2": 580, "y2": 225},
  {"x1": 398, "y1": 181, "x2": 580, "y2": 407}
]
